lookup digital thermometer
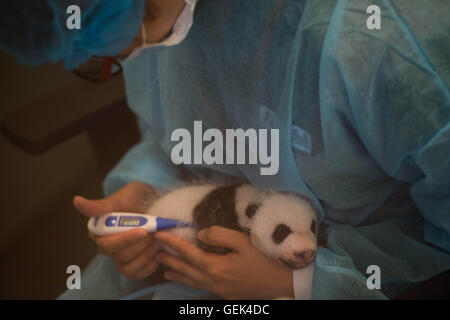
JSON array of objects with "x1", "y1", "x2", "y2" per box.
[{"x1": 88, "y1": 212, "x2": 197, "y2": 236}]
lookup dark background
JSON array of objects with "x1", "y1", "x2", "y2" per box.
[{"x1": 0, "y1": 51, "x2": 140, "y2": 299}]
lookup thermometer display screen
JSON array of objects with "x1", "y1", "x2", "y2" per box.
[{"x1": 119, "y1": 217, "x2": 142, "y2": 226}]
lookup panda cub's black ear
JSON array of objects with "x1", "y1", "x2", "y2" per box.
[{"x1": 246, "y1": 202, "x2": 260, "y2": 218}]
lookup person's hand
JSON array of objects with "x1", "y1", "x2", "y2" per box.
[
  {"x1": 74, "y1": 181, "x2": 162, "y2": 280},
  {"x1": 154, "y1": 226, "x2": 295, "y2": 299}
]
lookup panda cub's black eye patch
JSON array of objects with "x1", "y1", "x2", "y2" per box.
[
  {"x1": 310, "y1": 220, "x2": 316, "y2": 234},
  {"x1": 272, "y1": 224, "x2": 292, "y2": 244},
  {"x1": 246, "y1": 202, "x2": 260, "y2": 218}
]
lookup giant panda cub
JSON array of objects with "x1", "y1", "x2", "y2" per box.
[{"x1": 146, "y1": 184, "x2": 318, "y2": 269}]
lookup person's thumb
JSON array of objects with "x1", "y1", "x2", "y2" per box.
[{"x1": 73, "y1": 195, "x2": 117, "y2": 217}]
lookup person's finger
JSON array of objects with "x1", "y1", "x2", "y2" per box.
[
  {"x1": 88, "y1": 232, "x2": 106, "y2": 255},
  {"x1": 196, "y1": 226, "x2": 250, "y2": 252},
  {"x1": 132, "y1": 260, "x2": 160, "y2": 280},
  {"x1": 154, "y1": 232, "x2": 211, "y2": 270},
  {"x1": 74, "y1": 182, "x2": 158, "y2": 217},
  {"x1": 113, "y1": 235, "x2": 154, "y2": 264},
  {"x1": 74, "y1": 195, "x2": 117, "y2": 217},
  {"x1": 88, "y1": 231, "x2": 97, "y2": 241},
  {"x1": 95, "y1": 229, "x2": 148, "y2": 254},
  {"x1": 131, "y1": 243, "x2": 164, "y2": 280},
  {"x1": 164, "y1": 270, "x2": 201, "y2": 290},
  {"x1": 156, "y1": 251, "x2": 210, "y2": 285},
  {"x1": 118, "y1": 244, "x2": 162, "y2": 279}
]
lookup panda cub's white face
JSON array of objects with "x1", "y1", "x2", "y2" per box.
[{"x1": 236, "y1": 187, "x2": 318, "y2": 269}]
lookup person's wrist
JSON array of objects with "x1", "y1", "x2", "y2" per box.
[
  {"x1": 281, "y1": 269, "x2": 295, "y2": 299},
  {"x1": 128, "y1": 180, "x2": 153, "y2": 190},
  {"x1": 268, "y1": 266, "x2": 294, "y2": 299},
  {"x1": 130, "y1": 180, "x2": 159, "y2": 196}
]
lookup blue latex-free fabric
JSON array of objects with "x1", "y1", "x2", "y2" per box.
[
  {"x1": 0, "y1": 0, "x2": 145, "y2": 69},
  {"x1": 45, "y1": 0, "x2": 450, "y2": 299}
]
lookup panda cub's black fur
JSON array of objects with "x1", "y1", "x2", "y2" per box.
[{"x1": 193, "y1": 184, "x2": 245, "y2": 254}]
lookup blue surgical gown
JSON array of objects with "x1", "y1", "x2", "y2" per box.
[{"x1": 58, "y1": 0, "x2": 450, "y2": 299}]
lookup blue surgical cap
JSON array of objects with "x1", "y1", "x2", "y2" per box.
[{"x1": 0, "y1": 0, "x2": 145, "y2": 69}]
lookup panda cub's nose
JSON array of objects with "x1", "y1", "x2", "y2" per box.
[{"x1": 294, "y1": 250, "x2": 315, "y2": 260}]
